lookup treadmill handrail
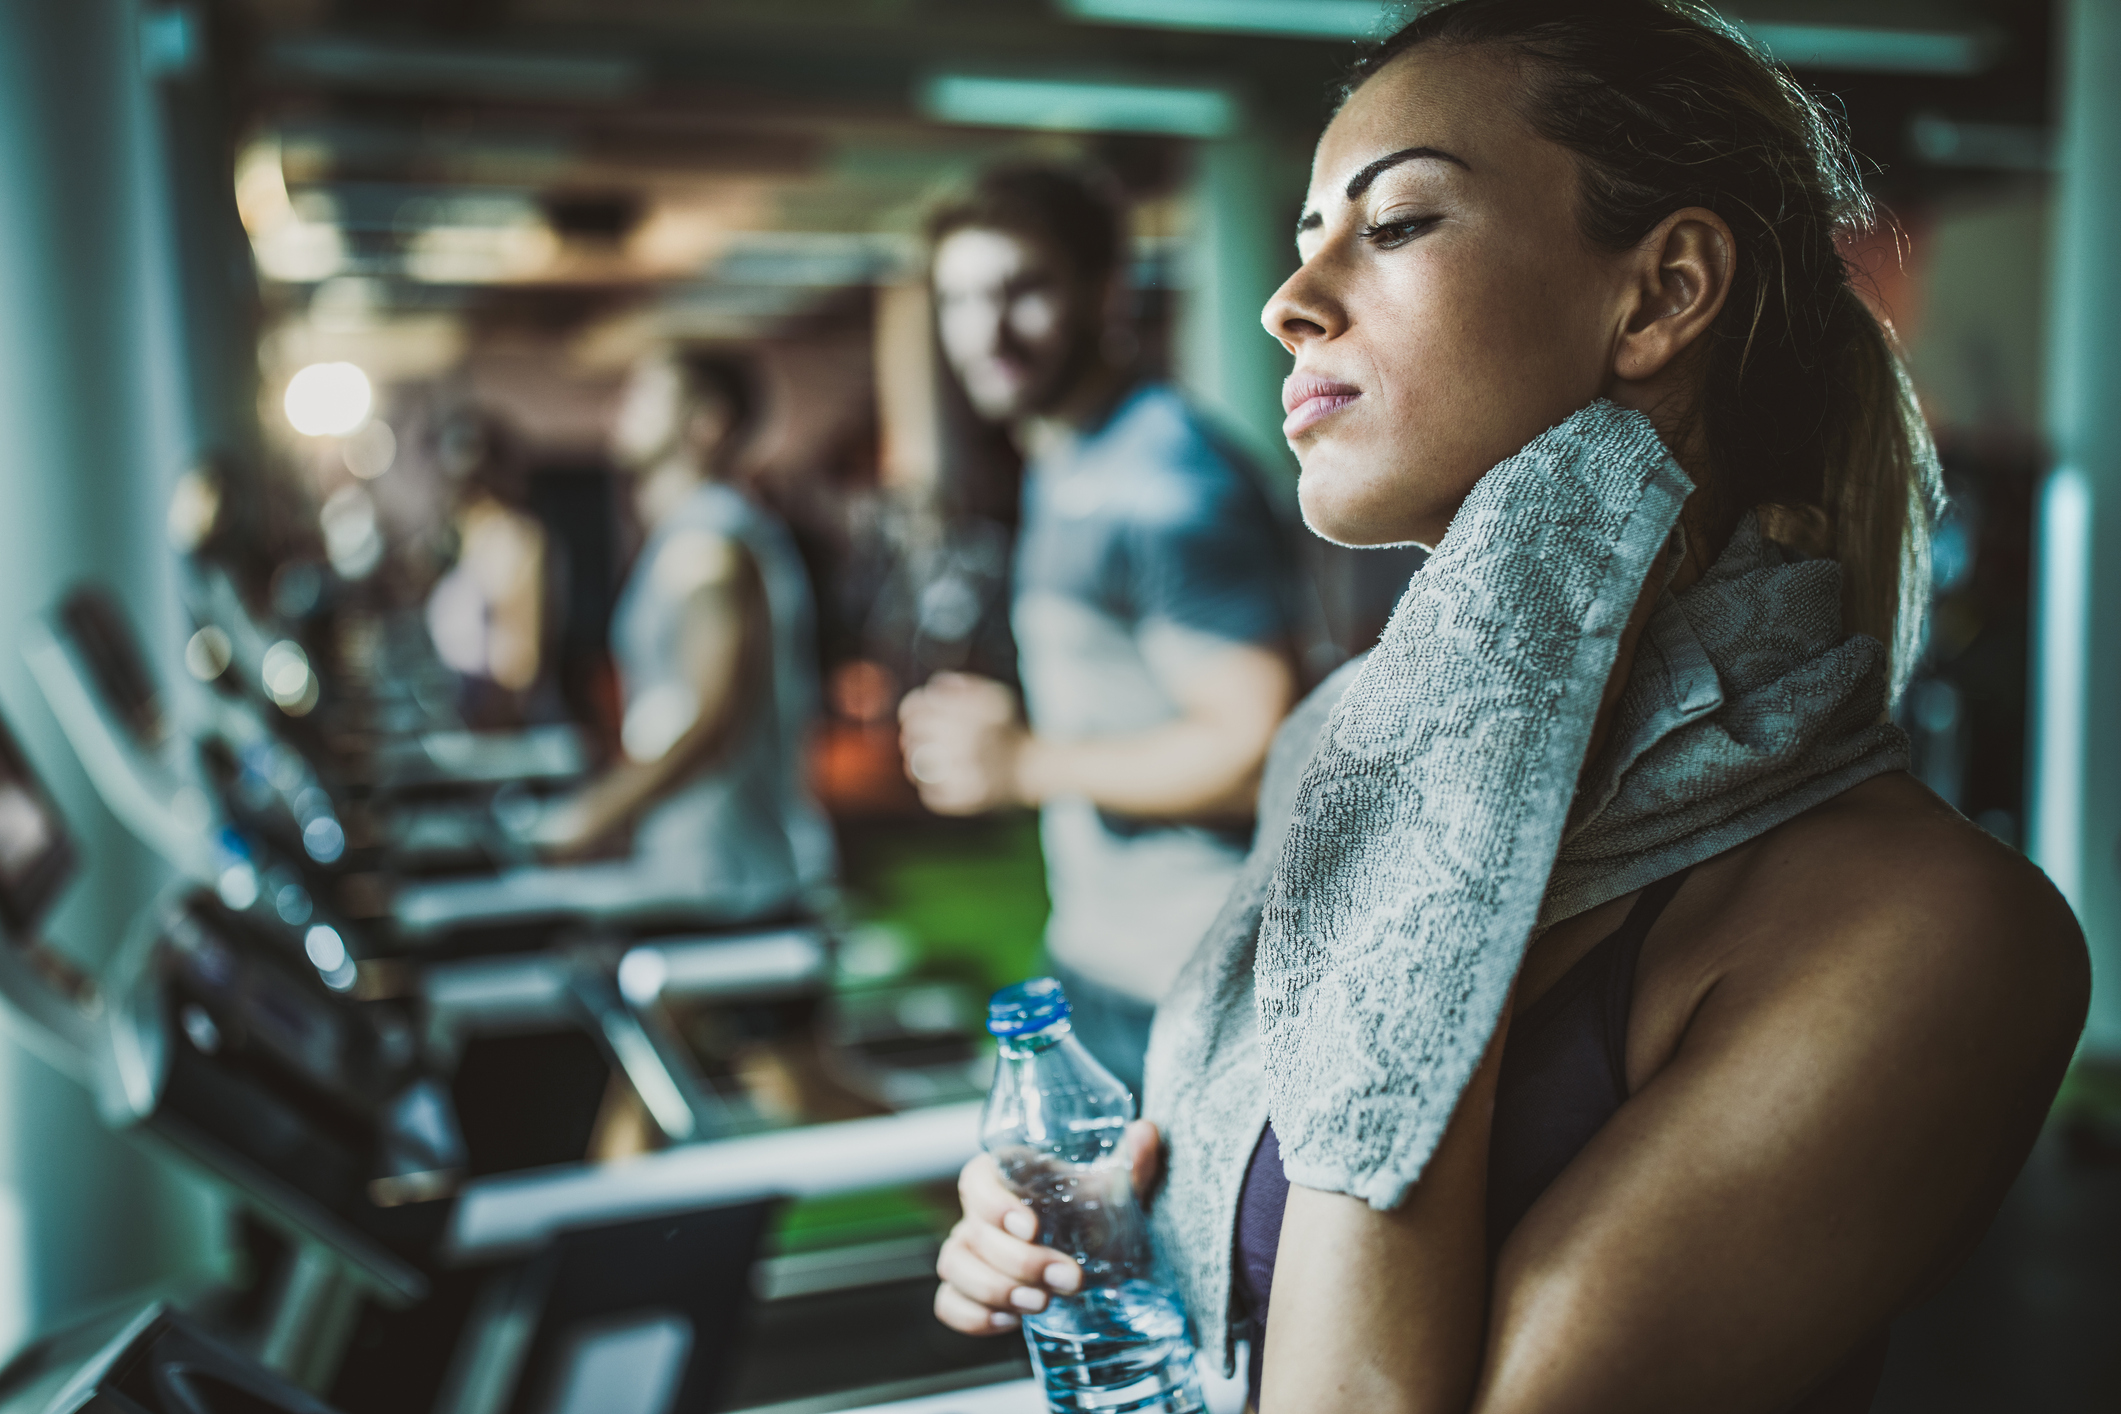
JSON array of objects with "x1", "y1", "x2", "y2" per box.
[
  {"x1": 445, "y1": 1100, "x2": 983, "y2": 1263},
  {"x1": 0, "y1": 932, "x2": 98, "y2": 1086},
  {"x1": 22, "y1": 625, "x2": 217, "y2": 885},
  {"x1": 618, "y1": 928, "x2": 829, "y2": 1004}
]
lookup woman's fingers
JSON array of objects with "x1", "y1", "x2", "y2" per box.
[
  {"x1": 937, "y1": 1226, "x2": 1051, "y2": 1312},
  {"x1": 933, "y1": 1152, "x2": 1090, "y2": 1342},
  {"x1": 935, "y1": 1279, "x2": 1019, "y2": 1335},
  {"x1": 959, "y1": 1155, "x2": 1039, "y2": 1239},
  {"x1": 957, "y1": 1212, "x2": 1081, "y2": 1292}
]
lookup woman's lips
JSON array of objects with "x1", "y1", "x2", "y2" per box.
[{"x1": 1281, "y1": 376, "x2": 1361, "y2": 439}]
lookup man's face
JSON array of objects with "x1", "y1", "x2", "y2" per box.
[
  {"x1": 933, "y1": 227, "x2": 1100, "y2": 422},
  {"x1": 611, "y1": 356, "x2": 735, "y2": 475},
  {"x1": 611, "y1": 357, "x2": 687, "y2": 471}
]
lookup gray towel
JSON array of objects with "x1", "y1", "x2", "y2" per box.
[{"x1": 1144, "y1": 400, "x2": 1907, "y2": 1366}]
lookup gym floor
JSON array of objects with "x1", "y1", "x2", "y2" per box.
[{"x1": 1875, "y1": 1125, "x2": 2121, "y2": 1412}]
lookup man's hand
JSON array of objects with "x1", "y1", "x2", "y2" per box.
[
  {"x1": 898, "y1": 673, "x2": 1030, "y2": 815},
  {"x1": 898, "y1": 639, "x2": 1295, "y2": 822},
  {"x1": 527, "y1": 779, "x2": 636, "y2": 862}
]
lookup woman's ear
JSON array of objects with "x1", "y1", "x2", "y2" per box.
[{"x1": 1612, "y1": 207, "x2": 1735, "y2": 384}]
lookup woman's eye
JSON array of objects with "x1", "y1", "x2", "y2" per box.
[{"x1": 1358, "y1": 216, "x2": 1439, "y2": 249}]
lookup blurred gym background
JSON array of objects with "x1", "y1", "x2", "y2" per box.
[{"x1": 0, "y1": 1, "x2": 2116, "y2": 1411}]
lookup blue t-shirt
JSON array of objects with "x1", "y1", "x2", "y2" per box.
[
  {"x1": 1013, "y1": 383, "x2": 1298, "y2": 1001},
  {"x1": 1016, "y1": 384, "x2": 1295, "y2": 651}
]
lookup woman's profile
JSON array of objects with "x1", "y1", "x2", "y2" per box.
[{"x1": 933, "y1": 3, "x2": 2088, "y2": 1411}]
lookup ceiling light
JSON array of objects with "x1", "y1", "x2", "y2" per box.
[
  {"x1": 920, "y1": 74, "x2": 1238, "y2": 138},
  {"x1": 1737, "y1": 21, "x2": 2000, "y2": 75},
  {"x1": 1058, "y1": 0, "x2": 1391, "y2": 40},
  {"x1": 267, "y1": 37, "x2": 640, "y2": 101},
  {"x1": 1056, "y1": 2, "x2": 2001, "y2": 76},
  {"x1": 1909, "y1": 113, "x2": 2052, "y2": 171},
  {"x1": 284, "y1": 362, "x2": 372, "y2": 436}
]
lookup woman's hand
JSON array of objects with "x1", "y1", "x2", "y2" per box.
[{"x1": 935, "y1": 1120, "x2": 1161, "y2": 1335}]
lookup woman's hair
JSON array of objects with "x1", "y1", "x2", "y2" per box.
[
  {"x1": 926, "y1": 164, "x2": 1124, "y2": 286},
  {"x1": 1349, "y1": 0, "x2": 1942, "y2": 692}
]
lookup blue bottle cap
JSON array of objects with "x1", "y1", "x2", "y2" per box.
[{"x1": 987, "y1": 977, "x2": 1070, "y2": 1038}]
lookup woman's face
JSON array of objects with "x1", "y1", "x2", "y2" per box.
[{"x1": 1263, "y1": 47, "x2": 1642, "y2": 548}]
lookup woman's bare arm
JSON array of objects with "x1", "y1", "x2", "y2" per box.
[
  {"x1": 1260, "y1": 790, "x2": 2087, "y2": 1414},
  {"x1": 1262, "y1": 1018, "x2": 1509, "y2": 1414}
]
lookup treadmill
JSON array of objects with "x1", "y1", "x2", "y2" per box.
[
  {"x1": 0, "y1": 697, "x2": 810, "y2": 1413},
  {"x1": 0, "y1": 713, "x2": 354, "y2": 1414},
  {"x1": 25, "y1": 586, "x2": 352, "y2": 900},
  {"x1": 24, "y1": 588, "x2": 705, "y2": 1124},
  {"x1": 0, "y1": 649, "x2": 989, "y2": 1410},
  {"x1": 25, "y1": 584, "x2": 872, "y2": 1152}
]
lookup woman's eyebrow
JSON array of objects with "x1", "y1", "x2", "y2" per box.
[
  {"x1": 1296, "y1": 145, "x2": 1471, "y2": 234},
  {"x1": 1344, "y1": 145, "x2": 1471, "y2": 201}
]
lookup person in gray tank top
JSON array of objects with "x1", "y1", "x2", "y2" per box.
[{"x1": 394, "y1": 349, "x2": 833, "y2": 931}]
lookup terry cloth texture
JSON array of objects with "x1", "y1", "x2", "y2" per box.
[{"x1": 1142, "y1": 399, "x2": 1908, "y2": 1369}]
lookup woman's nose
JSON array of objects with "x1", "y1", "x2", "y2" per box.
[{"x1": 1261, "y1": 264, "x2": 1342, "y2": 353}]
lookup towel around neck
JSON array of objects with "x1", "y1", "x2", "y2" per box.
[{"x1": 1144, "y1": 401, "x2": 1906, "y2": 1364}]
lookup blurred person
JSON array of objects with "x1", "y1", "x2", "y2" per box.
[
  {"x1": 423, "y1": 413, "x2": 558, "y2": 728},
  {"x1": 899, "y1": 166, "x2": 1302, "y2": 1093},
  {"x1": 545, "y1": 349, "x2": 836, "y2": 893},
  {"x1": 929, "y1": 6, "x2": 2088, "y2": 1413},
  {"x1": 395, "y1": 349, "x2": 834, "y2": 930}
]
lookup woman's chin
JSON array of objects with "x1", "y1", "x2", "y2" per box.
[{"x1": 1296, "y1": 478, "x2": 1432, "y2": 550}]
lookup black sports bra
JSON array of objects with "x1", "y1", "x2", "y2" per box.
[{"x1": 1233, "y1": 870, "x2": 1890, "y2": 1411}]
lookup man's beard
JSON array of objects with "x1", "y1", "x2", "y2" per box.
[{"x1": 1019, "y1": 316, "x2": 1109, "y2": 419}]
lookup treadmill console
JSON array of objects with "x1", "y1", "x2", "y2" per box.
[
  {"x1": 57, "y1": 586, "x2": 168, "y2": 751},
  {"x1": 0, "y1": 711, "x2": 78, "y2": 939},
  {"x1": 116, "y1": 893, "x2": 464, "y2": 1298},
  {"x1": 30, "y1": 1304, "x2": 340, "y2": 1414}
]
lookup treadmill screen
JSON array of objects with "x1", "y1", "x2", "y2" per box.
[
  {"x1": 0, "y1": 713, "x2": 76, "y2": 936},
  {"x1": 58, "y1": 587, "x2": 164, "y2": 748}
]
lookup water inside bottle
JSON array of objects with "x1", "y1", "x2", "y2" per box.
[
  {"x1": 993, "y1": 1145, "x2": 1150, "y2": 1285},
  {"x1": 983, "y1": 985, "x2": 1205, "y2": 1412},
  {"x1": 1022, "y1": 1280, "x2": 1206, "y2": 1414},
  {"x1": 993, "y1": 1147, "x2": 1203, "y2": 1412}
]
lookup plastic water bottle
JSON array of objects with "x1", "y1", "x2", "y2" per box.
[{"x1": 983, "y1": 978, "x2": 1205, "y2": 1414}]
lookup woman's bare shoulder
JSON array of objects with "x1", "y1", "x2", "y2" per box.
[{"x1": 1689, "y1": 771, "x2": 2087, "y2": 1043}]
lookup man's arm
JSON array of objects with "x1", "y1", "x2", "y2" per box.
[
  {"x1": 542, "y1": 534, "x2": 762, "y2": 859},
  {"x1": 897, "y1": 636, "x2": 1295, "y2": 820}
]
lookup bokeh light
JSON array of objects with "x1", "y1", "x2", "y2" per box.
[{"x1": 283, "y1": 361, "x2": 373, "y2": 437}]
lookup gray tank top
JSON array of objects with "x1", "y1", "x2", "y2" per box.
[{"x1": 608, "y1": 480, "x2": 835, "y2": 917}]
